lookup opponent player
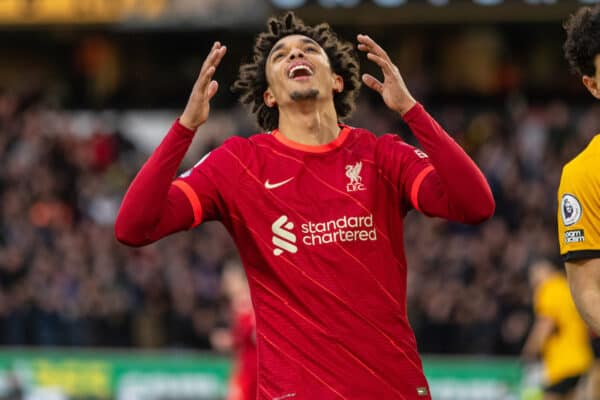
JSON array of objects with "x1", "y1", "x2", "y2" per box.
[
  {"x1": 522, "y1": 260, "x2": 593, "y2": 400},
  {"x1": 559, "y1": 5, "x2": 600, "y2": 399},
  {"x1": 559, "y1": 1, "x2": 600, "y2": 339},
  {"x1": 115, "y1": 12, "x2": 495, "y2": 399}
]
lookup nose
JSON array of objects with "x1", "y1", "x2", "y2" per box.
[{"x1": 289, "y1": 48, "x2": 305, "y2": 60}]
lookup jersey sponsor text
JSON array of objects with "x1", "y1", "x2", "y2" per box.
[{"x1": 301, "y1": 214, "x2": 377, "y2": 246}]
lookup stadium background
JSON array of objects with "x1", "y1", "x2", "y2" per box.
[{"x1": 0, "y1": 0, "x2": 598, "y2": 398}]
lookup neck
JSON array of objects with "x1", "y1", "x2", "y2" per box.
[{"x1": 277, "y1": 100, "x2": 340, "y2": 146}]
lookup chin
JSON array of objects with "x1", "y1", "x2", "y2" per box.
[{"x1": 289, "y1": 88, "x2": 320, "y2": 101}]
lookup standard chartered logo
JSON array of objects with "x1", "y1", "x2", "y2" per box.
[
  {"x1": 271, "y1": 214, "x2": 377, "y2": 255},
  {"x1": 272, "y1": 215, "x2": 298, "y2": 256},
  {"x1": 301, "y1": 214, "x2": 377, "y2": 245}
]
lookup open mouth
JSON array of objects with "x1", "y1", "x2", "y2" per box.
[{"x1": 288, "y1": 65, "x2": 314, "y2": 80}]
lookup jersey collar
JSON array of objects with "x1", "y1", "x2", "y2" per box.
[{"x1": 271, "y1": 124, "x2": 352, "y2": 153}]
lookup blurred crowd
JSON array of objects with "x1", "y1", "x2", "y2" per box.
[{"x1": 0, "y1": 86, "x2": 598, "y2": 355}]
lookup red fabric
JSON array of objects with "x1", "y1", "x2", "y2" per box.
[
  {"x1": 403, "y1": 103, "x2": 495, "y2": 222},
  {"x1": 116, "y1": 103, "x2": 494, "y2": 399},
  {"x1": 410, "y1": 165, "x2": 434, "y2": 213},
  {"x1": 172, "y1": 180, "x2": 203, "y2": 227},
  {"x1": 227, "y1": 308, "x2": 257, "y2": 400},
  {"x1": 114, "y1": 120, "x2": 196, "y2": 246},
  {"x1": 90, "y1": 133, "x2": 117, "y2": 172}
]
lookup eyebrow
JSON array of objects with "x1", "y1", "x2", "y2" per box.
[{"x1": 268, "y1": 37, "x2": 320, "y2": 60}]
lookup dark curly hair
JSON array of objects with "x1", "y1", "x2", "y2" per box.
[
  {"x1": 232, "y1": 12, "x2": 361, "y2": 131},
  {"x1": 564, "y1": 4, "x2": 600, "y2": 77}
]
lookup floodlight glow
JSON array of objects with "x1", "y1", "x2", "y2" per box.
[
  {"x1": 271, "y1": 0, "x2": 306, "y2": 8},
  {"x1": 374, "y1": 0, "x2": 407, "y2": 6},
  {"x1": 318, "y1": 0, "x2": 361, "y2": 7}
]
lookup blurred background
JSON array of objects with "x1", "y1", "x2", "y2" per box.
[{"x1": 0, "y1": 0, "x2": 599, "y2": 399}]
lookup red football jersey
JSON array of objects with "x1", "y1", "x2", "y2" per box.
[
  {"x1": 177, "y1": 128, "x2": 434, "y2": 399},
  {"x1": 116, "y1": 103, "x2": 494, "y2": 399},
  {"x1": 228, "y1": 306, "x2": 257, "y2": 400}
]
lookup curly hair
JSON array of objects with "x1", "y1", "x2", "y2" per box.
[
  {"x1": 564, "y1": 4, "x2": 600, "y2": 77},
  {"x1": 232, "y1": 12, "x2": 361, "y2": 131}
]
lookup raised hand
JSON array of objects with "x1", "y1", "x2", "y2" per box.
[
  {"x1": 180, "y1": 42, "x2": 227, "y2": 131},
  {"x1": 357, "y1": 34, "x2": 416, "y2": 116}
]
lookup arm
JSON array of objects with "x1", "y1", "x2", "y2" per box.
[
  {"x1": 522, "y1": 316, "x2": 555, "y2": 360},
  {"x1": 356, "y1": 34, "x2": 494, "y2": 224},
  {"x1": 566, "y1": 258, "x2": 600, "y2": 334},
  {"x1": 115, "y1": 42, "x2": 227, "y2": 246},
  {"x1": 403, "y1": 104, "x2": 495, "y2": 223}
]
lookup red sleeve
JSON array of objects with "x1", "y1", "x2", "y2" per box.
[
  {"x1": 403, "y1": 103, "x2": 495, "y2": 224},
  {"x1": 115, "y1": 120, "x2": 200, "y2": 247},
  {"x1": 174, "y1": 136, "x2": 245, "y2": 225},
  {"x1": 375, "y1": 134, "x2": 434, "y2": 215}
]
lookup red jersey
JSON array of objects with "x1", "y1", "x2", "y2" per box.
[
  {"x1": 228, "y1": 307, "x2": 257, "y2": 400},
  {"x1": 116, "y1": 103, "x2": 495, "y2": 399}
]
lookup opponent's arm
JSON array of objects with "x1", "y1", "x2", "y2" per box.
[
  {"x1": 115, "y1": 42, "x2": 227, "y2": 246},
  {"x1": 357, "y1": 34, "x2": 494, "y2": 224},
  {"x1": 566, "y1": 258, "x2": 600, "y2": 333},
  {"x1": 522, "y1": 316, "x2": 555, "y2": 360}
]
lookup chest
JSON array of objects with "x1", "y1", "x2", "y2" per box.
[
  {"x1": 240, "y1": 151, "x2": 381, "y2": 214},
  {"x1": 231, "y1": 153, "x2": 384, "y2": 258}
]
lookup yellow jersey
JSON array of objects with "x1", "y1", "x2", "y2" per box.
[
  {"x1": 534, "y1": 273, "x2": 593, "y2": 384},
  {"x1": 557, "y1": 134, "x2": 600, "y2": 261}
]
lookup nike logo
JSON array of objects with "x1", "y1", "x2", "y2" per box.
[{"x1": 265, "y1": 177, "x2": 294, "y2": 189}]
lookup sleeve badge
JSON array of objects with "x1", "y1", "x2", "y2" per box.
[{"x1": 560, "y1": 193, "x2": 582, "y2": 227}]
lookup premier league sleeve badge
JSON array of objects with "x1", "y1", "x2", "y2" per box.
[{"x1": 561, "y1": 193, "x2": 583, "y2": 227}]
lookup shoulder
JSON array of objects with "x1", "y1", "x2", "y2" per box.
[
  {"x1": 343, "y1": 127, "x2": 409, "y2": 157},
  {"x1": 212, "y1": 133, "x2": 270, "y2": 159},
  {"x1": 562, "y1": 135, "x2": 600, "y2": 179},
  {"x1": 221, "y1": 135, "x2": 252, "y2": 151},
  {"x1": 348, "y1": 126, "x2": 377, "y2": 139},
  {"x1": 548, "y1": 274, "x2": 568, "y2": 292},
  {"x1": 561, "y1": 154, "x2": 584, "y2": 182},
  {"x1": 374, "y1": 133, "x2": 428, "y2": 161},
  {"x1": 535, "y1": 278, "x2": 559, "y2": 308},
  {"x1": 185, "y1": 135, "x2": 256, "y2": 172}
]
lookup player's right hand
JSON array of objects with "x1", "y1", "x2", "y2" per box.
[{"x1": 180, "y1": 42, "x2": 227, "y2": 131}]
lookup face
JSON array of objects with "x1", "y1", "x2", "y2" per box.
[
  {"x1": 528, "y1": 264, "x2": 542, "y2": 289},
  {"x1": 528, "y1": 261, "x2": 552, "y2": 289},
  {"x1": 263, "y1": 34, "x2": 343, "y2": 108},
  {"x1": 582, "y1": 54, "x2": 600, "y2": 100}
]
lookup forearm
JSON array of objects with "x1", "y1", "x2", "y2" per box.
[
  {"x1": 574, "y1": 288, "x2": 600, "y2": 334},
  {"x1": 522, "y1": 335, "x2": 541, "y2": 359},
  {"x1": 522, "y1": 317, "x2": 554, "y2": 359},
  {"x1": 115, "y1": 120, "x2": 195, "y2": 246},
  {"x1": 566, "y1": 259, "x2": 600, "y2": 333},
  {"x1": 403, "y1": 103, "x2": 495, "y2": 223}
]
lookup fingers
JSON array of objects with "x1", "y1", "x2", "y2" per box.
[
  {"x1": 357, "y1": 34, "x2": 395, "y2": 77},
  {"x1": 362, "y1": 73, "x2": 383, "y2": 94},
  {"x1": 366, "y1": 52, "x2": 393, "y2": 76},
  {"x1": 356, "y1": 34, "x2": 391, "y2": 63},
  {"x1": 198, "y1": 42, "x2": 220, "y2": 78},
  {"x1": 212, "y1": 44, "x2": 227, "y2": 71},
  {"x1": 206, "y1": 80, "x2": 219, "y2": 100},
  {"x1": 197, "y1": 42, "x2": 227, "y2": 92}
]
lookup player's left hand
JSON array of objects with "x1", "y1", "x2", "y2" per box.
[{"x1": 357, "y1": 34, "x2": 416, "y2": 116}]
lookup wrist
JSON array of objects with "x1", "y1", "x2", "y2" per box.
[
  {"x1": 179, "y1": 114, "x2": 202, "y2": 131},
  {"x1": 395, "y1": 98, "x2": 417, "y2": 117},
  {"x1": 176, "y1": 117, "x2": 198, "y2": 136}
]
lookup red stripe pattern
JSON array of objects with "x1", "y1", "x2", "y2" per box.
[{"x1": 172, "y1": 180, "x2": 202, "y2": 227}]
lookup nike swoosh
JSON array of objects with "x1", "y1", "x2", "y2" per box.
[{"x1": 265, "y1": 177, "x2": 294, "y2": 189}]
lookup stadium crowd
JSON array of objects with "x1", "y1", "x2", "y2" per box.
[{"x1": 0, "y1": 85, "x2": 597, "y2": 354}]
